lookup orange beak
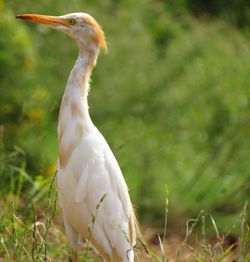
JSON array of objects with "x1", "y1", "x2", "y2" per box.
[{"x1": 16, "y1": 14, "x2": 68, "y2": 27}]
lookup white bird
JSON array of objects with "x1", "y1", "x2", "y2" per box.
[{"x1": 16, "y1": 12, "x2": 138, "y2": 262}]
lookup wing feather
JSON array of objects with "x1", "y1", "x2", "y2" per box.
[
  {"x1": 104, "y1": 147, "x2": 136, "y2": 245},
  {"x1": 75, "y1": 165, "x2": 89, "y2": 203}
]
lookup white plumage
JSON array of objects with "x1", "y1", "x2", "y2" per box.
[
  {"x1": 57, "y1": 130, "x2": 136, "y2": 260},
  {"x1": 17, "y1": 12, "x2": 137, "y2": 262}
]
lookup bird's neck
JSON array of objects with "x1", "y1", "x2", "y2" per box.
[
  {"x1": 65, "y1": 47, "x2": 98, "y2": 97},
  {"x1": 61, "y1": 46, "x2": 99, "y2": 116},
  {"x1": 57, "y1": 47, "x2": 99, "y2": 169}
]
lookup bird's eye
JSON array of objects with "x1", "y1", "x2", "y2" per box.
[{"x1": 69, "y1": 19, "x2": 76, "y2": 25}]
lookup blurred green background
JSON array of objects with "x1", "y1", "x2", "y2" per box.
[{"x1": 1, "y1": 0, "x2": 250, "y2": 233}]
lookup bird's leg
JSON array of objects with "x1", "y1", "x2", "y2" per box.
[{"x1": 72, "y1": 250, "x2": 78, "y2": 262}]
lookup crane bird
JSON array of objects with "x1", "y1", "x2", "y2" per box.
[{"x1": 16, "y1": 12, "x2": 138, "y2": 261}]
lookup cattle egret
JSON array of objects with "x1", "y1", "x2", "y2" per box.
[{"x1": 17, "y1": 13, "x2": 138, "y2": 262}]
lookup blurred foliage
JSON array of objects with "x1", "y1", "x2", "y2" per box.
[
  {"x1": 187, "y1": 0, "x2": 250, "y2": 28},
  {"x1": 0, "y1": 8, "x2": 35, "y2": 138},
  {"x1": 0, "y1": 0, "x2": 249, "y2": 232}
]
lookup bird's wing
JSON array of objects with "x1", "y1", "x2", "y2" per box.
[
  {"x1": 73, "y1": 133, "x2": 136, "y2": 247},
  {"x1": 104, "y1": 147, "x2": 137, "y2": 246}
]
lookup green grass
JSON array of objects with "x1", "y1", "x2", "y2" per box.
[{"x1": 0, "y1": 168, "x2": 249, "y2": 261}]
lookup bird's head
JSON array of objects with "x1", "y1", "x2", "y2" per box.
[{"x1": 16, "y1": 12, "x2": 107, "y2": 53}]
